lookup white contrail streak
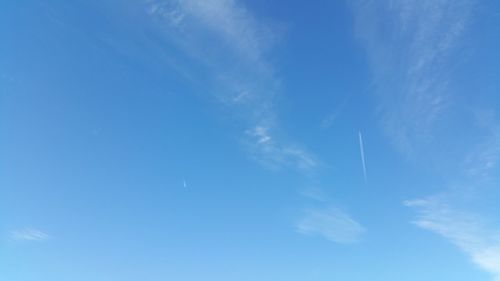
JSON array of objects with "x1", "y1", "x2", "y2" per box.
[
  {"x1": 183, "y1": 178, "x2": 187, "y2": 188},
  {"x1": 358, "y1": 131, "x2": 367, "y2": 182}
]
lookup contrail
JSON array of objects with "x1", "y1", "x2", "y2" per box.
[
  {"x1": 183, "y1": 178, "x2": 187, "y2": 188},
  {"x1": 358, "y1": 131, "x2": 367, "y2": 182}
]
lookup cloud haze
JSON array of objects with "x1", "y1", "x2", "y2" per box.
[
  {"x1": 296, "y1": 207, "x2": 364, "y2": 244},
  {"x1": 10, "y1": 228, "x2": 50, "y2": 242},
  {"x1": 405, "y1": 198, "x2": 500, "y2": 280}
]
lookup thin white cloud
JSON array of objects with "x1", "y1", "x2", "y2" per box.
[
  {"x1": 146, "y1": 1, "x2": 359, "y2": 242},
  {"x1": 358, "y1": 131, "x2": 367, "y2": 182},
  {"x1": 249, "y1": 126, "x2": 272, "y2": 145},
  {"x1": 146, "y1": 0, "x2": 306, "y2": 171},
  {"x1": 462, "y1": 111, "x2": 500, "y2": 185},
  {"x1": 321, "y1": 97, "x2": 349, "y2": 128},
  {"x1": 146, "y1": 0, "x2": 279, "y2": 117},
  {"x1": 300, "y1": 186, "x2": 328, "y2": 202},
  {"x1": 10, "y1": 228, "x2": 49, "y2": 242},
  {"x1": 351, "y1": 0, "x2": 474, "y2": 156},
  {"x1": 171, "y1": 0, "x2": 275, "y2": 62},
  {"x1": 352, "y1": 4, "x2": 500, "y2": 275},
  {"x1": 296, "y1": 207, "x2": 365, "y2": 244},
  {"x1": 145, "y1": 0, "x2": 277, "y2": 79},
  {"x1": 405, "y1": 198, "x2": 500, "y2": 280},
  {"x1": 246, "y1": 126, "x2": 317, "y2": 172},
  {"x1": 463, "y1": 136, "x2": 500, "y2": 184}
]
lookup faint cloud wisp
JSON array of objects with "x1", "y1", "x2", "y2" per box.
[
  {"x1": 405, "y1": 198, "x2": 500, "y2": 281},
  {"x1": 10, "y1": 228, "x2": 50, "y2": 242},
  {"x1": 351, "y1": 0, "x2": 475, "y2": 156},
  {"x1": 245, "y1": 126, "x2": 317, "y2": 172},
  {"x1": 146, "y1": 0, "x2": 363, "y2": 244},
  {"x1": 296, "y1": 207, "x2": 365, "y2": 244}
]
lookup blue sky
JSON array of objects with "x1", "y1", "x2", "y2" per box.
[{"x1": 1, "y1": 0, "x2": 500, "y2": 280}]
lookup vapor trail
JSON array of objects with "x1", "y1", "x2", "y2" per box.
[{"x1": 358, "y1": 131, "x2": 367, "y2": 182}]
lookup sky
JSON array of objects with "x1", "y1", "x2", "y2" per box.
[{"x1": 1, "y1": 0, "x2": 500, "y2": 280}]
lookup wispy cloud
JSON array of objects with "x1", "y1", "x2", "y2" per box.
[
  {"x1": 10, "y1": 228, "x2": 50, "y2": 242},
  {"x1": 352, "y1": 2, "x2": 500, "y2": 276},
  {"x1": 147, "y1": 0, "x2": 276, "y2": 62},
  {"x1": 462, "y1": 110, "x2": 500, "y2": 185},
  {"x1": 246, "y1": 126, "x2": 317, "y2": 172},
  {"x1": 351, "y1": 0, "x2": 475, "y2": 156},
  {"x1": 296, "y1": 207, "x2": 365, "y2": 244},
  {"x1": 146, "y1": 0, "x2": 278, "y2": 112},
  {"x1": 405, "y1": 198, "x2": 500, "y2": 280},
  {"x1": 146, "y1": 0, "x2": 360, "y2": 242},
  {"x1": 463, "y1": 135, "x2": 500, "y2": 185},
  {"x1": 358, "y1": 131, "x2": 367, "y2": 182},
  {"x1": 320, "y1": 97, "x2": 349, "y2": 129},
  {"x1": 146, "y1": 0, "x2": 307, "y2": 171},
  {"x1": 300, "y1": 185, "x2": 329, "y2": 203}
]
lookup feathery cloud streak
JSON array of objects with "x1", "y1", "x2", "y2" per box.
[
  {"x1": 246, "y1": 126, "x2": 317, "y2": 171},
  {"x1": 146, "y1": 0, "x2": 362, "y2": 243},
  {"x1": 146, "y1": 0, "x2": 277, "y2": 117},
  {"x1": 405, "y1": 198, "x2": 500, "y2": 280},
  {"x1": 296, "y1": 207, "x2": 365, "y2": 244},
  {"x1": 146, "y1": 0, "x2": 316, "y2": 172},
  {"x1": 10, "y1": 228, "x2": 50, "y2": 242},
  {"x1": 351, "y1": 0, "x2": 474, "y2": 156},
  {"x1": 353, "y1": 1, "x2": 500, "y2": 276}
]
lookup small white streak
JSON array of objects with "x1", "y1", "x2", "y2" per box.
[
  {"x1": 10, "y1": 228, "x2": 49, "y2": 241},
  {"x1": 358, "y1": 131, "x2": 367, "y2": 182},
  {"x1": 321, "y1": 97, "x2": 349, "y2": 128},
  {"x1": 296, "y1": 207, "x2": 364, "y2": 244},
  {"x1": 183, "y1": 178, "x2": 187, "y2": 188},
  {"x1": 245, "y1": 125, "x2": 317, "y2": 171}
]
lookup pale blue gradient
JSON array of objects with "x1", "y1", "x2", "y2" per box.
[{"x1": 2, "y1": 1, "x2": 500, "y2": 280}]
